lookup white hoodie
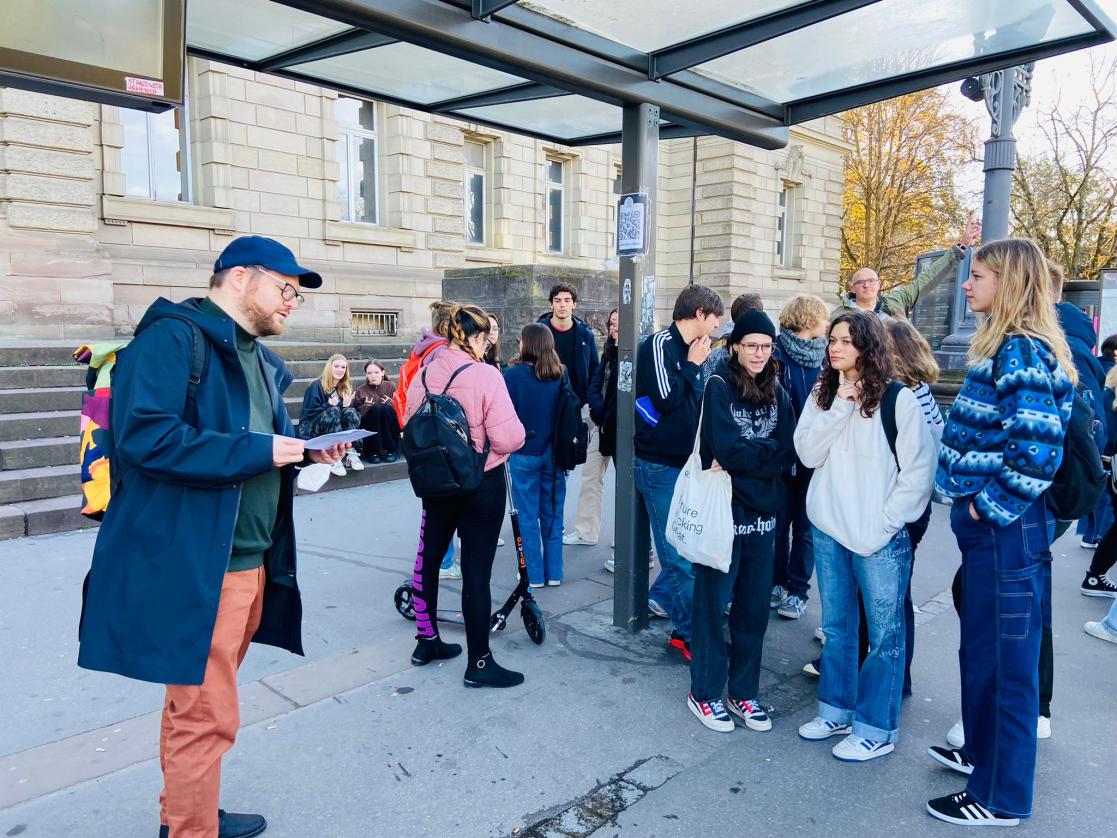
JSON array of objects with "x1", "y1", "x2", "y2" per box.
[{"x1": 794, "y1": 386, "x2": 936, "y2": 556}]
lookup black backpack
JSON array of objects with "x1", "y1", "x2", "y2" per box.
[
  {"x1": 552, "y1": 369, "x2": 588, "y2": 472},
  {"x1": 401, "y1": 364, "x2": 489, "y2": 499},
  {"x1": 880, "y1": 380, "x2": 906, "y2": 467},
  {"x1": 1046, "y1": 390, "x2": 1107, "y2": 521}
]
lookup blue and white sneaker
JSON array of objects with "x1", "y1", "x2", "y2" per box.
[
  {"x1": 727, "y1": 697, "x2": 772, "y2": 731},
  {"x1": 648, "y1": 598, "x2": 669, "y2": 619},
  {"x1": 798, "y1": 717, "x2": 851, "y2": 740},
  {"x1": 688, "y1": 693, "x2": 734, "y2": 733},
  {"x1": 832, "y1": 734, "x2": 894, "y2": 762}
]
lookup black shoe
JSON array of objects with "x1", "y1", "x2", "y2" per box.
[
  {"x1": 384, "y1": 452, "x2": 399, "y2": 463},
  {"x1": 927, "y1": 791, "x2": 1020, "y2": 826},
  {"x1": 668, "y1": 630, "x2": 691, "y2": 662},
  {"x1": 463, "y1": 653, "x2": 524, "y2": 688},
  {"x1": 1081, "y1": 572, "x2": 1117, "y2": 598},
  {"x1": 159, "y1": 810, "x2": 266, "y2": 838},
  {"x1": 411, "y1": 636, "x2": 462, "y2": 666},
  {"x1": 368, "y1": 454, "x2": 382, "y2": 465},
  {"x1": 927, "y1": 745, "x2": 974, "y2": 775}
]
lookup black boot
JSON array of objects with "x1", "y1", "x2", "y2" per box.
[
  {"x1": 159, "y1": 810, "x2": 266, "y2": 838},
  {"x1": 411, "y1": 635, "x2": 462, "y2": 666},
  {"x1": 463, "y1": 653, "x2": 524, "y2": 688}
]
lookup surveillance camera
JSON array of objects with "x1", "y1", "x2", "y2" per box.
[{"x1": 960, "y1": 76, "x2": 985, "y2": 102}]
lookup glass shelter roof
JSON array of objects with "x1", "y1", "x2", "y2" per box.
[{"x1": 184, "y1": 0, "x2": 1116, "y2": 148}]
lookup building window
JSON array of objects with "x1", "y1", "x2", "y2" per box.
[
  {"x1": 351, "y1": 309, "x2": 398, "y2": 337},
  {"x1": 545, "y1": 158, "x2": 565, "y2": 254},
  {"x1": 119, "y1": 80, "x2": 191, "y2": 202},
  {"x1": 777, "y1": 182, "x2": 801, "y2": 267},
  {"x1": 336, "y1": 97, "x2": 379, "y2": 225},
  {"x1": 464, "y1": 140, "x2": 487, "y2": 246}
]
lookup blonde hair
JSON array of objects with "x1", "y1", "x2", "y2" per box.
[
  {"x1": 885, "y1": 319, "x2": 939, "y2": 386},
  {"x1": 779, "y1": 294, "x2": 829, "y2": 333},
  {"x1": 429, "y1": 300, "x2": 455, "y2": 337},
  {"x1": 319, "y1": 353, "x2": 353, "y2": 397},
  {"x1": 446, "y1": 303, "x2": 491, "y2": 362},
  {"x1": 968, "y1": 239, "x2": 1078, "y2": 387}
]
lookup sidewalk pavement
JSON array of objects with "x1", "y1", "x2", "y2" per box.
[{"x1": 2, "y1": 470, "x2": 1115, "y2": 837}]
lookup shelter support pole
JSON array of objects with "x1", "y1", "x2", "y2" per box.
[{"x1": 613, "y1": 103, "x2": 659, "y2": 633}]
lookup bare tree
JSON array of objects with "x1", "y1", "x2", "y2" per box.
[
  {"x1": 1012, "y1": 54, "x2": 1117, "y2": 281},
  {"x1": 841, "y1": 88, "x2": 978, "y2": 291}
]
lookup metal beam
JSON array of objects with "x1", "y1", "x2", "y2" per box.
[
  {"x1": 614, "y1": 102, "x2": 659, "y2": 634},
  {"x1": 649, "y1": 0, "x2": 881, "y2": 80},
  {"x1": 785, "y1": 31, "x2": 1113, "y2": 123},
  {"x1": 258, "y1": 29, "x2": 397, "y2": 71},
  {"x1": 429, "y1": 82, "x2": 564, "y2": 113},
  {"x1": 471, "y1": 0, "x2": 520, "y2": 19},
  {"x1": 271, "y1": 0, "x2": 789, "y2": 149},
  {"x1": 568, "y1": 122, "x2": 706, "y2": 147}
]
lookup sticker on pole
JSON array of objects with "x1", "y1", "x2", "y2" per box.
[{"x1": 617, "y1": 193, "x2": 649, "y2": 257}]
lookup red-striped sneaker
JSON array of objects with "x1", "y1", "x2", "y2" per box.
[
  {"x1": 687, "y1": 693, "x2": 733, "y2": 732},
  {"x1": 726, "y1": 697, "x2": 772, "y2": 731}
]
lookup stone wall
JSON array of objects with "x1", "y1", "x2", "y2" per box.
[{"x1": 0, "y1": 57, "x2": 848, "y2": 342}]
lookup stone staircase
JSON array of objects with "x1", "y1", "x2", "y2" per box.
[{"x1": 0, "y1": 341, "x2": 413, "y2": 540}]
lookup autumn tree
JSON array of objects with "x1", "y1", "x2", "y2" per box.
[
  {"x1": 1011, "y1": 54, "x2": 1117, "y2": 282},
  {"x1": 841, "y1": 89, "x2": 978, "y2": 292}
]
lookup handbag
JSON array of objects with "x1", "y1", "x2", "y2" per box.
[{"x1": 665, "y1": 390, "x2": 734, "y2": 572}]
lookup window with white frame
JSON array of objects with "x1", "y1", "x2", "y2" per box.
[
  {"x1": 545, "y1": 158, "x2": 565, "y2": 254},
  {"x1": 336, "y1": 97, "x2": 379, "y2": 225},
  {"x1": 119, "y1": 78, "x2": 191, "y2": 202},
  {"x1": 464, "y1": 140, "x2": 488, "y2": 246},
  {"x1": 776, "y1": 182, "x2": 802, "y2": 267}
]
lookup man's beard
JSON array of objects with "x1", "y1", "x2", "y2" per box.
[{"x1": 243, "y1": 279, "x2": 286, "y2": 337}]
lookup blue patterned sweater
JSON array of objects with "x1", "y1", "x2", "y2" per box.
[{"x1": 936, "y1": 335, "x2": 1073, "y2": 527}]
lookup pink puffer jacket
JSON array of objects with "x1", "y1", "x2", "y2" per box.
[{"x1": 403, "y1": 346, "x2": 525, "y2": 470}]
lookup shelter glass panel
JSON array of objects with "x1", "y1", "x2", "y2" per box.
[
  {"x1": 520, "y1": 0, "x2": 799, "y2": 53},
  {"x1": 186, "y1": 0, "x2": 351, "y2": 62},
  {"x1": 687, "y1": 0, "x2": 1094, "y2": 102},
  {"x1": 292, "y1": 42, "x2": 527, "y2": 105},
  {"x1": 458, "y1": 95, "x2": 621, "y2": 141}
]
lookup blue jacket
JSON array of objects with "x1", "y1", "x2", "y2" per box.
[
  {"x1": 503, "y1": 363, "x2": 561, "y2": 456},
  {"x1": 1056, "y1": 301, "x2": 1106, "y2": 410},
  {"x1": 78, "y1": 297, "x2": 303, "y2": 685},
  {"x1": 536, "y1": 313, "x2": 599, "y2": 407}
]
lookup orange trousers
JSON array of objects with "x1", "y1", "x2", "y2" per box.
[{"x1": 159, "y1": 567, "x2": 264, "y2": 838}]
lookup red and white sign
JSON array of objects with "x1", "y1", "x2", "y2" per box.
[{"x1": 124, "y1": 76, "x2": 164, "y2": 96}]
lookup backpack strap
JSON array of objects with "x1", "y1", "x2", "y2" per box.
[
  {"x1": 186, "y1": 321, "x2": 207, "y2": 404},
  {"x1": 441, "y1": 363, "x2": 474, "y2": 394},
  {"x1": 881, "y1": 380, "x2": 904, "y2": 469}
]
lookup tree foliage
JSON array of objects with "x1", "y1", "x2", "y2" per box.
[
  {"x1": 841, "y1": 89, "x2": 977, "y2": 292},
  {"x1": 1011, "y1": 55, "x2": 1117, "y2": 282}
]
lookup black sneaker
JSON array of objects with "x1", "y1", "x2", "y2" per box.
[
  {"x1": 668, "y1": 631, "x2": 691, "y2": 662},
  {"x1": 411, "y1": 635, "x2": 462, "y2": 666},
  {"x1": 159, "y1": 810, "x2": 266, "y2": 838},
  {"x1": 1081, "y1": 572, "x2": 1117, "y2": 598},
  {"x1": 463, "y1": 653, "x2": 524, "y2": 688},
  {"x1": 927, "y1": 745, "x2": 974, "y2": 775},
  {"x1": 927, "y1": 791, "x2": 1020, "y2": 827}
]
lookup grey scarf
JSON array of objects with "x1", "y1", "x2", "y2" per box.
[{"x1": 778, "y1": 329, "x2": 826, "y2": 368}]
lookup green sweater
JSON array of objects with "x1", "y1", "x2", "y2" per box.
[
  {"x1": 831, "y1": 245, "x2": 965, "y2": 319},
  {"x1": 201, "y1": 298, "x2": 280, "y2": 572}
]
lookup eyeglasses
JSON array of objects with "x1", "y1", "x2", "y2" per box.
[
  {"x1": 740, "y1": 342, "x2": 774, "y2": 356},
  {"x1": 850, "y1": 277, "x2": 880, "y2": 288},
  {"x1": 254, "y1": 267, "x2": 305, "y2": 304}
]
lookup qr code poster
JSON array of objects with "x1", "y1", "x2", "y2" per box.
[{"x1": 617, "y1": 193, "x2": 649, "y2": 257}]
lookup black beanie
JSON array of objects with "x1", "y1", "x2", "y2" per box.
[{"x1": 729, "y1": 309, "x2": 776, "y2": 345}]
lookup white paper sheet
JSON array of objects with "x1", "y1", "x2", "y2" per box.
[{"x1": 300, "y1": 429, "x2": 374, "y2": 451}]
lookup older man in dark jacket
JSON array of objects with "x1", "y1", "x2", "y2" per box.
[{"x1": 78, "y1": 236, "x2": 346, "y2": 838}]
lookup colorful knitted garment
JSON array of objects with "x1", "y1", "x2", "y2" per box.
[{"x1": 936, "y1": 335, "x2": 1073, "y2": 527}]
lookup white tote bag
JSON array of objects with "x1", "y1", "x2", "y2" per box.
[{"x1": 665, "y1": 394, "x2": 734, "y2": 573}]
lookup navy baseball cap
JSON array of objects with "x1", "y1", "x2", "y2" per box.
[{"x1": 214, "y1": 236, "x2": 322, "y2": 289}]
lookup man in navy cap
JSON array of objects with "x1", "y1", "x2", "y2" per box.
[{"x1": 78, "y1": 236, "x2": 348, "y2": 838}]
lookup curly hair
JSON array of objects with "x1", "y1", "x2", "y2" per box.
[{"x1": 814, "y1": 311, "x2": 893, "y2": 418}]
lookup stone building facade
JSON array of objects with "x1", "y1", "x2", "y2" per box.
[{"x1": 0, "y1": 57, "x2": 849, "y2": 342}]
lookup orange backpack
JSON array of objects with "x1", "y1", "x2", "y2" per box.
[{"x1": 393, "y1": 339, "x2": 446, "y2": 426}]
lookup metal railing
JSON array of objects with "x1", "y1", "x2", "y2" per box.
[{"x1": 351, "y1": 310, "x2": 398, "y2": 337}]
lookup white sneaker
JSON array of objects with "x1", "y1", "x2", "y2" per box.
[
  {"x1": 345, "y1": 451, "x2": 364, "y2": 471},
  {"x1": 1080, "y1": 536, "x2": 1099, "y2": 549},
  {"x1": 439, "y1": 563, "x2": 462, "y2": 580},
  {"x1": 497, "y1": 537, "x2": 505, "y2": 547},
  {"x1": 814, "y1": 626, "x2": 825, "y2": 643},
  {"x1": 329, "y1": 460, "x2": 347, "y2": 477},
  {"x1": 688, "y1": 693, "x2": 734, "y2": 733},
  {"x1": 798, "y1": 717, "x2": 851, "y2": 741},
  {"x1": 1037, "y1": 715, "x2": 1051, "y2": 739},
  {"x1": 1085, "y1": 620, "x2": 1117, "y2": 644},
  {"x1": 832, "y1": 734, "x2": 894, "y2": 762},
  {"x1": 648, "y1": 598, "x2": 669, "y2": 619},
  {"x1": 604, "y1": 556, "x2": 615, "y2": 572},
  {"x1": 946, "y1": 719, "x2": 965, "y2": 748},
  {"x1": 562, "y1": 533, "x2": 596, "y2": 546}
]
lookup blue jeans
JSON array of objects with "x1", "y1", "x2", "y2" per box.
[
  {"x1": 815, "y1": 526, "x2": 911, "y2": 744},
  {"x1": 1103, "y1": 598, "x2": 1117, "y2": 634},
  {"x1": 635, "y1": 458, "x2": 693, "y2": 640},
  {"x1": 773, "y1": 467, "x2": 814, "y2": 600},
  {"x1": 508, "y1": 450, "x2": 566, "y2": 584},
  {"x1": 952, "y1": 496, "x2": 1050, "y2": 819},
  {"x1": 1076, "y1": 491, "x2": 1114, "y2": 543}
]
